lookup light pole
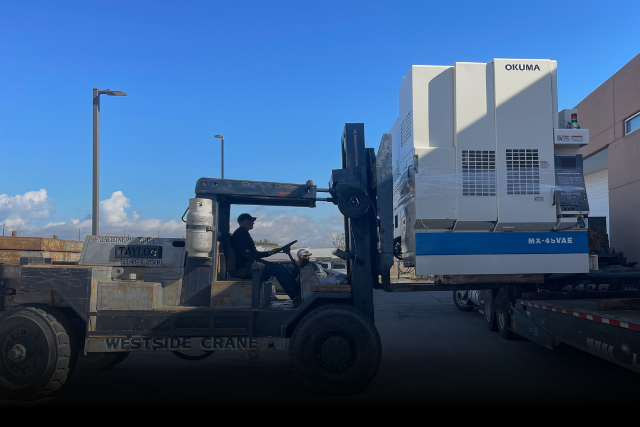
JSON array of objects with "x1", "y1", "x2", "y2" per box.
[
  {"x1": 214, "y1": 134, "x2": 224, "y2": 178},
  {"x1": 93, "y1": 88, "x2": 127, "y2": 236}
]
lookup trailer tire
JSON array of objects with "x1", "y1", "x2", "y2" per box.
[
  {"x1": 453, "y1": 290, "x2": 474, "y2": 312},
  {"x1": 77, "y1": 351, "x2": 129, "y2": 370},
  {"x1": 484, "y1": 289, "x2": 498, "y2": 331},
  {"x1": 289, "y1": 304, "x2": 381, "y2": 396},
  {"x1": 497, "y1": 311, "x2": 514, "y2": 340},
  {"x1": 0, "y1": 305, "x2": 75, "y2": 400}
]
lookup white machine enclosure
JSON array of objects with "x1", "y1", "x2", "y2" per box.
[{"x1": 390, "y1": 59, "x2": 590, "y2": 275}]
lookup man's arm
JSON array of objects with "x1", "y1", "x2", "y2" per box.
[{"x1": 238, "y1": 231, "x2": 273, "y2": 262}]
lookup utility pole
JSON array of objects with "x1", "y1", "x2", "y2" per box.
[{"x1": 92, "y1": 88, "x2": 127, "y2": 236}]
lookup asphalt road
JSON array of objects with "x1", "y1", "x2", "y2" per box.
[{"x1": 1, "y1": 290, "x2": 637, "y2": 408}]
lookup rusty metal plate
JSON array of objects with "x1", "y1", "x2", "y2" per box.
[
  {"x1": 0, "y1": 237, "x2": 83, "y2": 252},
  {"x1": 0, "y1": 250, "x2": 81, "y2": 264},
  {"x1": 97, "y1": 281, "x2": 163, "y2": 311},
  {"x1": 212, "y1": 281, "x2": 252, "y2": 308}
]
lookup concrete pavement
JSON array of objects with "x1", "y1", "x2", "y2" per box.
[{"x1": 1, "y1": 290, "x2": 636, "y2": 407}]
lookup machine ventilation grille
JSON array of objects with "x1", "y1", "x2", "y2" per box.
[
  {"x1": 401, "y1": 111, "x2": 412, "y2": 146},
  {"x1": 462, "y1": 150, "x2": 496, "y2": 196},
  {"x1": 506, "y1": 149, "x2": 540, "y2": 195}
]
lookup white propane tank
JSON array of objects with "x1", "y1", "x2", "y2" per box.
[{"x1": 185, "y1": 198, "x2": 213, "y2": 258}]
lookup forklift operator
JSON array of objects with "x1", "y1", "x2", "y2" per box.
[{"x1": 231, "y1": 213, "x2": 301, "y2": 302}]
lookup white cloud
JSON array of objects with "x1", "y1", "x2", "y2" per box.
[
  {"x1": 0, "y1": 189, "x2": 51, "y2": 229},
  {"x1": 1, "y1": 190, "x2": 345, "y2": 247},
  {"x1": 0, "y1": 189, "x2": 187, "y2": 240},
  {"x1": 99, "y1": 191, "x2": 129, "y2": 223},
  {"x1": 232, "y1": 211, "x2": 344, "y2": 248}
]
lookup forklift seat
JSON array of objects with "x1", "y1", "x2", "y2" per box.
[{"x1": 220, "y1": 233, "x2": 253, "y2": 280}]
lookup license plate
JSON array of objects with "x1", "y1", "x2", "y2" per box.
[{"x1": 115, "y1": 245, "x2": 163, "y2": 259}]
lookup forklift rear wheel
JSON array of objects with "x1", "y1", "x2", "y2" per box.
[
  {"x1": 453, "y1": 290, "x2": 474, "y2": 312},
  {"x1": 171, "y1": 350, "x2": 214, "y2": 361},
  {"x1": 0, "y1": 305, "x2": 75, "y2": 400},
  {"x1": 77, "y1": 352, "x2": 129, "y2": 370},
  {"x1": 497, "y1": 311, "x2": 514, "y2": 340},
  {"x1": 484, "y1": 290, "x2": 498, "y2": 331},
  {"x1": 289, "y1": 304, "x2": 381, "y2": 395}
]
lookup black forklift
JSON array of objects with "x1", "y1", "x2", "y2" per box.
[{"x1": 0, "y1": 123, "x2": 395, "y2": 399}]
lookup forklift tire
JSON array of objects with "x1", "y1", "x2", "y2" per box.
[
  {"x1": 497, "y1": 311, "x2": 514, "y2": 340},
  {"x1": 289, "y1": 304, "x2": 381, "y2": 396},
  {"x1": 453, "y1": 290, "x2": 474, "y2": 312},
  {"x1": 77, "y1": 352, "x2": 129, "y2": 370},
  {"x1": 484, "y1": 289, "x2": 498, "y2": 331},
  {"x1": 171, "y1": 350, "x2": 214, "y2": 361},
  {"x1": 0, "y1": 305, "x2": 76, "y2": 400}
]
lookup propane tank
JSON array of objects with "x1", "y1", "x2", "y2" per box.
[{"x1": 185, "y1": 198, "x2": 213, "y2": 258}]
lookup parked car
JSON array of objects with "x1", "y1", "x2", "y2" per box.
[
  {"x1": 323, "y1": 268, "x2": 347, "y2": 279},
  {"x1": 268, "y1": 259, "x2": 327, "y2": 294},
  {"x1": 318, "y1": 261, "x2": 347, "y2": 275}
]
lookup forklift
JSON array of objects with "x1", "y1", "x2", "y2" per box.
[{"x1": 0, "y1": 123, "x2": 394, "y2": 400}]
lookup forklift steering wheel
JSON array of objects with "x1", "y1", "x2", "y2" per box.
[{"x1": 271, "y1": 240, "x2": 297, "y2": 255}]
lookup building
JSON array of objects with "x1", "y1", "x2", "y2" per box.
[{"x1": 577, "y1": 53, "x2": 640, "y2": 263}]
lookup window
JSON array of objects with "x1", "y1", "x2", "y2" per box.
[
  {"x1": 401, "y1": 111, "x2": 412, "y2": 146},
  {"x1": 625, "y1": 111, "x2": 640, "y2": 136}
]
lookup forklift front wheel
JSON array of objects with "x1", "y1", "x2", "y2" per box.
[
  {"x1": 289, "y1": 304, "x2": 381, "y2": 395},
  {"x1": 77, "y1": 352, "x2": 129, "y2": 370}
]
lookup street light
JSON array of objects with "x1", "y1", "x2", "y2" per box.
[
  {"x1": 93, "y1": 88, "x2": 127, "y2": 236},
  {"x1": 214, "y1": 134, "x2": 224, "y2": 178}
]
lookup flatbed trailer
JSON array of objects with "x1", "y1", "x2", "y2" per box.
[{"x1": 512, "y1": 293, "x2": 640, "y2": 373}]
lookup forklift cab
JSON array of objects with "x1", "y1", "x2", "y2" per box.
[
  {"x1": 184, "y1": 123, "x2": 394, "y2": 320},
  {"x1": 185, "y1": 178, "x2": 319, "y2": 310}
]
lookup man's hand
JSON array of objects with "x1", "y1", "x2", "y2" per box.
[{"x1": 268, "y1": 248, "x2": 279, "y2": 256}]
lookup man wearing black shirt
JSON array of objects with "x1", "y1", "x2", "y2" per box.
[{"x1": 230, "y1": 213, "x2": 300, "y2": 302}]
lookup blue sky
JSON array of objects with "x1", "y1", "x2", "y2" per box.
[{"x1": 1, "y1": 0, "x2": 638, "y2": 246}]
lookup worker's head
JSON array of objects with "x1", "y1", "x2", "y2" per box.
[
  {"x1": 297, "y1": 249, "x2": 312, "y2": 266},
  {"x1": 237, "y1": 213, "x2": 257, "y2": 231}
]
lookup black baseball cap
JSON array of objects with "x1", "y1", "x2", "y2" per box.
[{"x1": 237, "y1": 213, "x2": 257, "y2": 223}]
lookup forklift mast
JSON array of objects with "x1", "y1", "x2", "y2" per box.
[{"x1": 328, "y1": 124, "x2": 394, "y2": 318}]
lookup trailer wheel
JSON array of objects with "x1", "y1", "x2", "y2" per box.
[
  {"x1": 497, "y1": 311, "x2": 514, "y2": 340},
  {"x1": 484, "y1": 289, "x2": 498, "y2": 331},
  {"x1": 0, "y1": 306, "x2": 75, "y2": 400},
  {"x1": 77, "y1": 352, "x2": 129, "y2": 370},
  {"x1": 289, "y1": 304, "x2": 381, "y2": 395},
  {"x1": 453, "y1": 290, "x2": 474, "y2": 312}
]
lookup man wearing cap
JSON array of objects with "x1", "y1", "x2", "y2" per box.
[
  {"x1": 295, "y1": 248, "x2": 322, "y2": 298},
  {"x1": 295, "y1": 249, "x2": 312, "y2": 284},
  {"x1": 231, "y1": 213, "x2": 301, "y2": 302}
]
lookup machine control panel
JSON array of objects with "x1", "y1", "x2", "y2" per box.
[{"x1": 554, "y1": 155, "x2": 589, "y2": 215}]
